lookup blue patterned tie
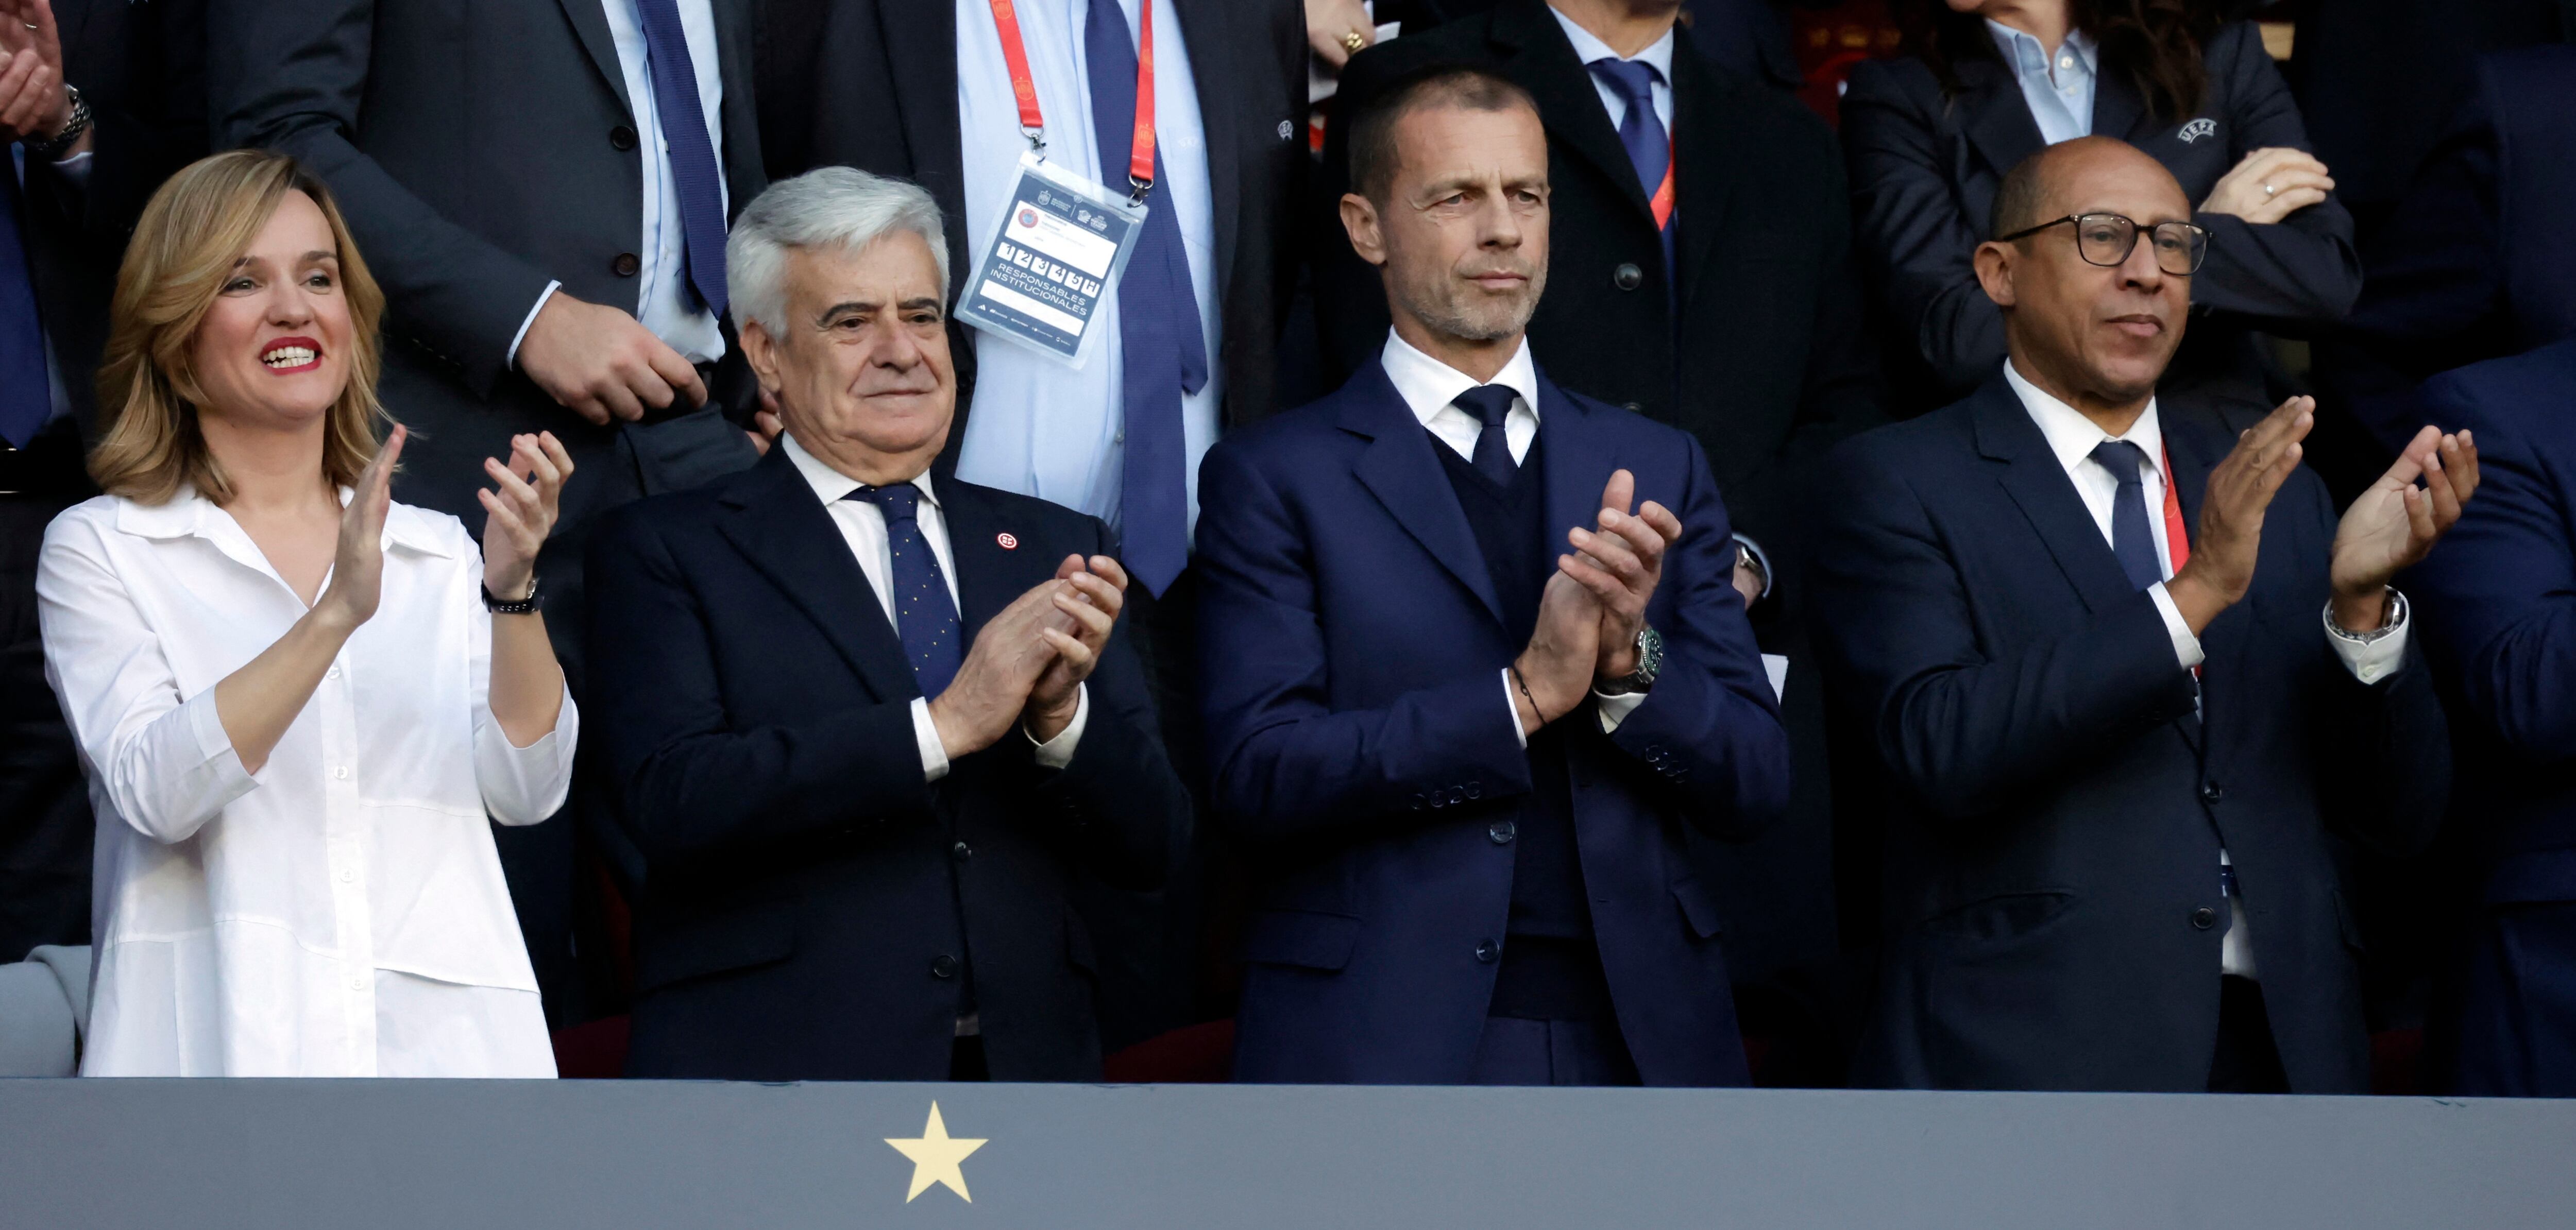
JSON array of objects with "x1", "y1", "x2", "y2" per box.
[
  {"x1": 1587, "y1": 58, "x2": 1675, "y2": 285},
  {"x1": 633, "y1": 0, "x2": 730, "y2": 317},
  {"x1": 848, "y1": 484, "x2": 964, "y2": 699},
  {"x1": 1086, "y1": 0, "x2": 1207, "y2": 598},
  {"x1": 2090, "y1": 440, "x2": 2163, "y2": 591},
  {"x1": 1453, "y1": 385, "x2": 1520, "y2": 487},
  {"x1": 1, "y1": 151, "x2": 49, "y2": 449}
]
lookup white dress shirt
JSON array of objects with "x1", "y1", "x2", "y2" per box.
[
  {"x1": 36, "y1": 492, "x2": 577, "y2": 1077},
  {"x1": 1379, "y1": 330, "x2": 1647, "y2": 743},
  {"x1": 2004, "y1": 358, "x2": 2413, "y2": 979},
  {"x1": 1987, "y1": 20, "x2": 2098, "y2": 145},
  {"x1": 781, "y1": 432, "x2": 1086, "y2": 779},
  {"x1": 953, "y1": 0, "x2": 1224, "y2": 539},
  {"x1": 1550, "y1": 7, "x2": 1675, "y2": 135},
  {"x1": 510, "y1": 0, "x2": 731, "y2": 367}
]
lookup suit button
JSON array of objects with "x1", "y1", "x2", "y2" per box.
[
  {"x1": 1410, "y1": 793, "x2": 1426, "y2": 811},
  {"x1": 1621, "y1": 401, "x2": 1645, "y2": 414},
  {"x1": 1475, "y1": 938, "x2": 1500, "y2": 963},
  {"x1": 952, "y1": 841, "x2": 973, "y2": 862},
  {"x1": 2201, "y1": 782, "x2": 2227, "y2": 804},
  {"x1": 1613, "y1": 262, "x2": 1644, "y2": 291},
  {"x1": 612, "y1": 252, "x2": 641, "y2": 277},
  {"x1": 609, "y1": 124, "x2": 637, "y2": 151},
  {"x1": 1466, "y1": 781, "x2": 1483, "y2": 800},
  {"x1": 2191, "y1": 907, "x2": 2217, "y2": 930},
  {"x1": 1488, "y1": 820, "x2": 1516, "y2": 845},
  {"x1": 930, "y1": 954, "x2": 960, "y2": 979}
]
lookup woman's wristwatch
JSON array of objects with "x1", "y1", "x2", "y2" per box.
[{"x1": 482, "y1": 573, "x2": 542, "y2": 615}]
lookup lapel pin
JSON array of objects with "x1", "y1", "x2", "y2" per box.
[{"x1": 996, "y1": 533, "x2": 1019, "y2": 550}]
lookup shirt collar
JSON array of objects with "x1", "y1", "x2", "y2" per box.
[
  {"x1": 782, "y1": 429, "x2": 940, "y2": 509},
  {"x1": 1985, "y1": 20, "x2": 2096, "y2": 83},
  {"x1": 113, "y1": 482, "x2": 454, "y2": 557},
  {"x1": 1550, "y1": 7, "x2": 1676, "y2": 82},
  {"x1": 1380, "y1": 329, "x2": 1543, "y2": 431},
  {"x1": 2003, "y1": 357, "x2": 2166, "y2": 482}
]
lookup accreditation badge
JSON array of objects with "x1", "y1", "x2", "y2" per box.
[{"x1": 955, "y1": 153, "x2": 1147, "y2": 368}]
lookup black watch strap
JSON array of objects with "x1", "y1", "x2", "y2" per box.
[{"x1": 482, "y1": 574, "x2": 541, "y2": 614}]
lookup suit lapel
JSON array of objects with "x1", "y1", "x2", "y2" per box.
[
  {"x1": 2163, "y1": 417, "x2": 2254, "y2": 754},
  {"x1": 1973, "y1": 379, "x2": 2137, "y2": 615},
  {"x1": 715, "y1": 450, "x2": 924, "y2": 703},
  {"x1": 1490, "y1": 0, "x2": 1656, "y2": 225},
  {"x1": 1173, "y1": 0, "x2": 1242, "y2": 317},
  {"x1": 556, "y1": 0, "x2": 632, "y2": 117},
  {"x1": 2089, "y1": 62, "x2": 2154, "y2": 145},
  {"x1": 1667, "y1": 30, "x2": 1741, "y2": 318},
  {"x1": 1342, "y1": 364, "x2": 1505, "y2": 624},
  {"x1": 883, "y1": 0, "x2": 970, "y2": 296},
  {"x1": 933, "y1": 481, "x2": 1028, "y2": 639},
  {"x1": 1957, "y1": 59, "x2": 2045, "y2": 181},
  {"x1": 1537, "y1": 373, "x2": 1614, "y2": 576}
]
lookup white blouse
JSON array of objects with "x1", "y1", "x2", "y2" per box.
[{"x1": 36, "y1": 489, "x2": 577, "y2": 1077}]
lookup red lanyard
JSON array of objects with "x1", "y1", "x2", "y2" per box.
[
  {"x1": 2158, "y1": 443, "x2": 2190, "y2": 574},
  {"x1": 986, "y1": 0, "x2": 1159, "y2": 198}
]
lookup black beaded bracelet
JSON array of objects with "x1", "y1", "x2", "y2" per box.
[{"x1": 482, "y1": 575, "x2": 542, "y2": 615}]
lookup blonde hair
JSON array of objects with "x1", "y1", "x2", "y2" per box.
[{"x1": 91, "y1": 149, "x2": 389, "y2": 504}]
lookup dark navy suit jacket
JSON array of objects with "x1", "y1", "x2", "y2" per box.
[
  {"x1": 1811, "y1": 374, "x2": 2451, "y2": 1092},
  {"x1": 1196, "y1": 359, "x2": 1790, "y2": 1087},
  {"x1": 584, "y1": 447, "x2": 1191, "y2": 1081},
  {"x1": 2403, "y1": 341, "x2": 2576, "y2": 1094},
  {"x1": 2328, "y1": 46, "x2": 2576, "y2": 453}
]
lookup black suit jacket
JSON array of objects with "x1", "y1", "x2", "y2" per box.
[
  {"x1": 1322, "y1": 0, "x2": 1880, "y2": 595},
  {"x1": 753, "y1": 0, "x2": 1307, "y2": 445},
  {"x1": 1811, "y1": 374, "x2": 2451, "y2": 1092},
  {"x1": 209, "y1": 0, "x2": 770, "y2": 538},
  {"x1": 1841, "y1": 21, "x2": 2361, "y2": 417},
  {"x1": 584, "y1": 447, "x2": 1191, "y2": 1080}
]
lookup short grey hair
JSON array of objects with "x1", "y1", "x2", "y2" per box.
[{"x1": 725, "y1": 166, "x2": 951, "y2": 336}]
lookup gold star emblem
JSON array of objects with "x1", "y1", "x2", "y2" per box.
[{"x1": 885, "y1": 1101, "x2": 988, "y2": 1203}]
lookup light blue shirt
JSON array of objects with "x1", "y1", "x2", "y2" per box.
[
  {"x1": 1986, "y1": 20, "x2": 2097, "y2": 146},
  {"x1": 510, "y1": 0, "x2": 730, "y2": 367},
  {"x1": 953, "y1": 0, "x2": 1223, "y2": 538}
]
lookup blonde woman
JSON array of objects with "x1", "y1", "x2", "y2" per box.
[{"x1": 36, "y1": 149, "x2": 578, "y2": 1077}]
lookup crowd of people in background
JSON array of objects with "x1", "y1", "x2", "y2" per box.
[{"x1": 1, "y1": 0, "x2": 2572, "y2": 1099}]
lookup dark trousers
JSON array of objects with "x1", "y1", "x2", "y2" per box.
[
  {"x1": 2208, "y1": 975, "x2": 2290, "y2": 1093},
  {"x1": 949, "y1": 1035, "x2": 989, "y2": 1083},
  {"x1": 1468, "y1": 1016, "x2": 1643, "y2": 1087},
  {"x1": 0, "y1": 423, "x2": 95, "y2": 962}
]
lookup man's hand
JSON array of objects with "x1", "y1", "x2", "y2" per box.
[
  {"x1": 926, "y1": 576, "x2": 1066, "y2": 760},
  {"x1": 2201, "y1": 147, "x2": 2334, "y2": 226},
  {"x1": 746, "y1": 385, "x2": 786, "y2": 456},
  {"x1": 1305, "y1": 0, "x2": 1376, "y2": 69},
  {"x1": 1559, "y1": 468, "x2": 1682, "y2": 681},
  {"x1": 1025, "y1": 554, "x2": 1127, "y2": 743},
  {"x1": 2167, "y1": 396, "x2": 2314, "y2": 634},
  {"x1": 517, "y1": 291, "x2": 706, "y2": 426},
  {"x1": 1511, "y1": 571, "x2": 1602, "y2": 736},
  {"x1": 2329, "y1": 426, "x2": 2480, "y2": 631},
  {"x1": 1731, "y1": 561, "x2": 1764, "y2": 609},
  {"x1": 0, "y1": 0, "x2": 76, "y2": 148}
]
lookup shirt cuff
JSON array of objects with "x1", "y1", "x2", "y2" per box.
[
  {"x1": 1732, "y1": 533, "x2": 1775, "y2": 602},
  {"x1": 507, "y1": 281, "x2": 561, "y2": 369},
  {"x1": 2148, "y1": 581, "x2": 2206, "y2": 670},
  {"x1": 1594, "y1": 687, "x2": 1647, "y2": 733},
  {"x1": 911, "y1": 697, "x2": 951, "y2": 782},
  {"x1": 1025, "y1": 683, "x2": 1089, "y2": 770},
  {"x1": 49, "y1": 148, "x2": 92, "y2": 186},
  {"x1": 2323, "y1": 593, "x2": 2411, "y2": 686},
  {"x1": 1500, "y1": 668, "x2": 1528, "y2": 748}
]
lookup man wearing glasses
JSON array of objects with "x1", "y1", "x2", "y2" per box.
[{"x1": 1810, "y1": 136, "x2": 2481, "y2": 1094}]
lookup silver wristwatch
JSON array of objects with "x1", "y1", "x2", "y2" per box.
[{"x1": 1598, "y1": 625, "x2": 1664, "y2": 696}]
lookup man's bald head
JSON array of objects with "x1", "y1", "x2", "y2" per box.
[{"x1": 1991, "y1": 136, "x2": 2188, "y2": 241}]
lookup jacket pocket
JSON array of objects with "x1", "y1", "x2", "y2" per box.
[
  {"x1": 1671, "y1": 874, "x2": 1727, "y2": 940},
  {"x1": 634, "y1": 899, "x2": 798, "y2": 994},
  {"x1": 1241, "y1": 910, "x2": 1363, "y2": 971}
]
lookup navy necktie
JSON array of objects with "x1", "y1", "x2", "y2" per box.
[
  {"x1": 1587, "y1": 57, "x2": 1676, "y2": 282},
  {"x1": 633, "y1": 0, "x2": 730, "y2": 317},
  {"x1": 1, "y1": 150, "x2": 50, "y2": 449},
  {"x1": 2090, "y1": 440, "x2": 2164, "y2": 591},
  {"x1": 1085, "y1": 0, "x2": 1207, "y2": 599},
  {"x1": 1453, "y1": 385, "x2": 1520, "y2": 487},
  {"x1": 847, "y1": 484, "x2": 964, "y2": 699}
]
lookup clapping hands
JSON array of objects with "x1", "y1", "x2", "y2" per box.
[
  {"x1": 2330, "y1": 426, "x2": 2480, "y2": 630},
  {"x1": 927, "y1": 554, "x2": 1128, "y2": 758}
]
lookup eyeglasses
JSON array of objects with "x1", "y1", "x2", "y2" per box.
[{"x1": 1996, "y1": 213, "x2": 2211, "y2": 276}]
